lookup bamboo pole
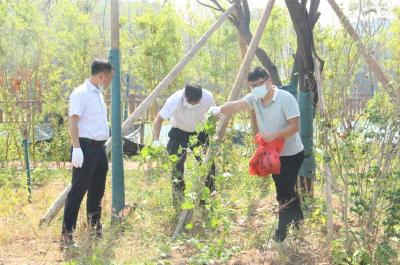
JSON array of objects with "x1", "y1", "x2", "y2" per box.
[
  {"x1": 313, "y1": 56, "x2": 333, "y2": 239},
  {"x1": 327, "y1": 0, "x2": 390, "y2": 88},
  {"x1": 172, "y1": 0, "x2": 276, "y2": 239},
  {"x1": 236, "y1": 30, "x2": 258, "y2": 136},
  {"x1": 39, "y1": 3, "x2": 237, "y2": 227},
  {"x1": 38, "y1": 185, "x2": 71, "y2": 226},
  {"x1": 233, "y1": 7, "x2": 258, "y2": 136}
]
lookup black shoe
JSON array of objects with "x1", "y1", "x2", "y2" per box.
[
  {"x1": 60, "y1": 233, "x2": 78, "y2": 250},
  {"x1": 272, "y1": 229, "x2": 287, "y2": 242},
  {"x1": 89, "y1": 228, "x2": 102, "y2": 239},
  {"x1": 95, "y1": 223, "x2": 103, "y2": 238},
  {"x1": 95, "y1": 229, "x2": 102, "y2": 239}
]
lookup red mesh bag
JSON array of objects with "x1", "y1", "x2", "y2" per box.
[{"x1": 249, "y1": 133, "x2": 285, "y2": 177}]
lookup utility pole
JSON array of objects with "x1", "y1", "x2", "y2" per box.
[{"x1": 109, "y1": 0, "x2": 125, "y2": 218}]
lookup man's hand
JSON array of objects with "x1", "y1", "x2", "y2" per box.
[
  {"x1": 71, "y1": 148, "x2": 84, "y2": 168},
  {"x1": 262, "y1": 132, "x2": 279, "y2": 142},
  {"x1": 207, "y1": 106, "x2": 221, "y2": 116}
]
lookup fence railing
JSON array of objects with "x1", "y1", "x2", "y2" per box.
[{"x1": 0, "y1": 94, "x2": 165, "y2": 123}]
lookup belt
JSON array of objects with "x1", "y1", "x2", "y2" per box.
[{"x1": 79, "y1": 137, "x2": 106, "y2": 145}]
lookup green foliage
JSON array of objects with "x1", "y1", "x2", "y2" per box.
[
  {"x1": 260, "y1": 6, "x2": 295, "y2": 82},
  {"x1": 384, "y1": 185, "x2": 400, "y2": 238},
  {"x1": 316, "y1": 5, "x2": 400, "y2": 260},
  {"x1": 31, "y1": 167, "x2": 67, "y2": 186},
  {"x1": 188, "y1": 237, "x2": 240, "y2": 264},
  {"x1": 139, "y1": 143, "x2": 175, "y2": 175},
  {"x1": 0, "y1": 168, "x2": 22, "y2": 188},
  {"x1": 120, "y1": 2, "x2": 184, "y2": 96}
]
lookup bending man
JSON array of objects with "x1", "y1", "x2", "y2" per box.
[
  {"x1": 153, "y1": 84, "x2": 216, "y2": 210},
  {"x1": 209, "y1": 67, "x2": 304, "y2": 242}
]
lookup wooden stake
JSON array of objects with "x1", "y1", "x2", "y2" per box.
[{"x1": 38, "y1": 185, "x2": 71, "y2": 226}]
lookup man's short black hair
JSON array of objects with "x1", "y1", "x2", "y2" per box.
[
  {"x1": 247, "y1": 66, "x2": 270, "y2": 82},
  {"x1": 184, "y1": 84, "x2": 202, "y2": 102},
  {"x1": 91, "y1": 59, "x2": 113, "y2": 76}
]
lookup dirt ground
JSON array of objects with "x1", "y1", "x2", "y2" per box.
[
  {"x1": 0, "y1": 162, "x2": 332, "y2": 264},
  {"x1": 167, "y1": 197, "x2": 331, "y2": 265}
]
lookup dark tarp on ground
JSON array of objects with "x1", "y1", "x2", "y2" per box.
[
  {"x1": 123, "y1": 124, "x2": 145, "y2": 157},
  {"x1": 34, "y1": 121, "x2": 144, "y2": 157}
]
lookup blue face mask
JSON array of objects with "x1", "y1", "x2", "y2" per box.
[{"x1": 252, "y1": 85, "x2": 269, "y2": 99}]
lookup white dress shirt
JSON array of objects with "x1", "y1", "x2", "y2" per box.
[
  {"x1": 159, "y1": 89, "x2": 216, "y2": 132},
  {"x1": 69, "y1": 79, "x2": 109, "y2": 141}
]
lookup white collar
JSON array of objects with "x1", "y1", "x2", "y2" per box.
[{"x1": 85, "y1": 79, "x2": 102, "y2": 93}]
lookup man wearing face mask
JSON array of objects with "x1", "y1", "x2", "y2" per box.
[
  {"x1": 208, "y1": 66, "x2": 304, "y2": 243},
  {"x1": 61, "y1": 59, "x2": 114, "y2": 249},
  {"x1": 153, "y1": 84, "x2": 216, "y2": 210}
]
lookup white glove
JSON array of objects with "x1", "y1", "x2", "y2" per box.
[
  {"x1": 71, "y1": 148, "x2": 84, "y2": 168},
  {"x1": 207, "y1": 106, "x2": 221, "y2": 115},
  {"x1": 152, "y1": 140, "x2": 162, "y2": 148}
]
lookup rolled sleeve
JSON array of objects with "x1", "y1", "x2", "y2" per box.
[
  {"x1": 242, "y1": 93, "x2": 255, "y2": 109},
  {"x1": 283, "y1": 94, "x2": 300, "y2": 120},
  {"x1": 69, "y1": 92, "x2": 85, "y2": 117}
]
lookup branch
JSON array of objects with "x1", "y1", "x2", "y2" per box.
[
  {"x1": 228, "y1": 15, "x2": 240, "y2": 27},
  {"x1": 286, "y1": 0, "x2": 313, "y2": 73},
  {"x1": 234, "y1": 0, "x2": 244, "y2": 25},
  {"x1": 210, "y1": 0, "x2": 226, "y2": 11},
  {"x1": 161, "y1": 0, "x2": 170, "y2": 7},
  {"x1": 196, "y1": 0, "x2": 223, "y2": 12},
  {"x1": 198, "y1": 0, "x2": 282, "y2": 86},
  {"x1": 309, "y1": 0, "x2": 320, "y2": 25},
  {"x1": 308, "y1": 0, "x2": 324, "y2": 70},
  {"x1": 242, "y1": 0, "x2": 251, "y2": 27}
]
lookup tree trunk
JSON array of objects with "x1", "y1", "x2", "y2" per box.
[{"x1": 285, "y1": 0, "x2": 322, "y2": 189}]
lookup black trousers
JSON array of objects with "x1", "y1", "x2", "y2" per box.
[
  {"x1": 62, "y1": 139, "x2": 108, "y2": 235},
  {"x1": 272, "y1": 150, "x2": 304, "y2": 240},
  {"x1": 167, "y1": 127, "x2": 216, "y2": 204}
]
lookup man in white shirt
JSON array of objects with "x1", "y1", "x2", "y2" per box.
[
  {"x1": 61, "y1": 60, "x2": 113, "y2": 249},
  {"x1": 153, "y1": 84, "x2": 216, "y2": 209}
]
